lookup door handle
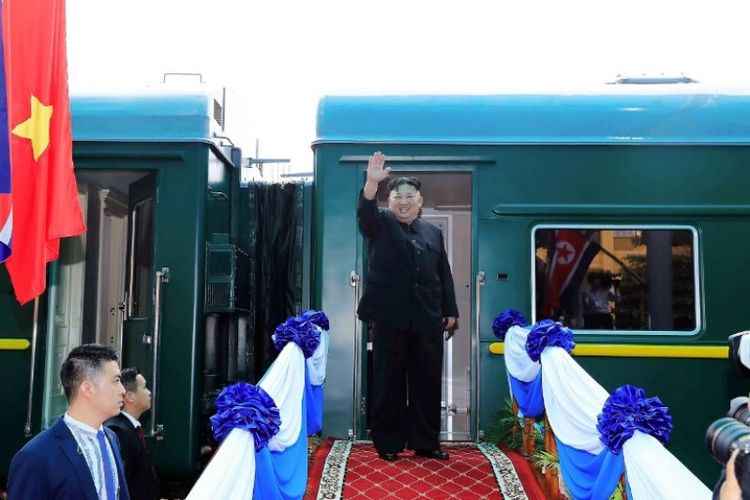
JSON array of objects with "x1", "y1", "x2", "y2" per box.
[
  {"x1": 349, "y1": 270, "x2": 361, "y2": 440},
  {"x1": 150, "y1": 267, "x2": 170, "y2": 440},
  {"x1": 474, "y1": 271, "x2": 486, "y2": 441}
]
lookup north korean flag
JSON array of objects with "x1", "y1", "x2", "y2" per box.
[{"x1": 542, "y1": 230, "x2": 600, "y2": 318}]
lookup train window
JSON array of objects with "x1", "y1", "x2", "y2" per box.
[
  {"x1": 128, "y1": 198, "x2": 154, "y2": 318},
  {"x1": 533, "y1": 228, "x2": 698, "y2": 333}
]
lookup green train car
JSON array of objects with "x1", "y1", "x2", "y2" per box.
[
  {"x1": 0, "y1": 89, "x2": 315, "y2": 495},
  {"x1": 313, "y1": 86, "x2": 750, "y2": 485}
]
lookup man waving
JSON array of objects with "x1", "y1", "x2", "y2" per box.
[{"x1": 357, "y1": 151, "x2": 458, "y2": 462}]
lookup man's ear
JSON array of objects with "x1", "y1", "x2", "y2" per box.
[
  {"x1": 79, "y1": 380, "x2": 94, "y2": 399},
  {"x1": 124, "y1": 391, "x2": 135, "y2": 404}
]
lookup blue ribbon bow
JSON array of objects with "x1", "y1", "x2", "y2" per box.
[
  {"x1": 273, "y1": 316, "x2": 321, "y2": 358},
  {"x1": 525, "y1": 319, "x2": 575, "y2": 362},
  {"x1": 210, "y1": 382, "x2": 281, "y2": 449},
  {"x1": 597, "y1": 384, "x2": 672, "y2": 454},
  {"x1": 299, "y1": 309, "x2": 330, "y2": 331},
  {"x1": 492, "y1": 308, "x2": 529, "y2": 341}
]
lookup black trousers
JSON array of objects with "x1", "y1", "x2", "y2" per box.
[{"x1": 369, "y1": 322, "x2": 443, "y2": 454}]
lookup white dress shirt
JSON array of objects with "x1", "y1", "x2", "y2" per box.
[{"x1": 64, "y1": 413, "x2": 121, "y2": 499}]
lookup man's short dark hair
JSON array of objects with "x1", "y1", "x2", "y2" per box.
[
  {"x1": 60, "y1": 344, "x2": 119, "y2": 401},
  {"x1": 387, "y1": 176, "x2": 421, "y2": 192},
  {"x1": 120, "y1": 367, "x2": 141, "y2": 393},
  {"x1": 120, "y1": 366, "x2": 141, "y2": 392}
]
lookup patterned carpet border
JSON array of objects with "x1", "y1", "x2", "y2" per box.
[
  {"x1": 315, "y1": 439, "x2": 352, "y2": 499},
  {"x1": 313, "y1": 441, "x2": 529, "y2": 500},
  {"x1": 477, "y1": 442, "x2": 529, "y2": 500}
]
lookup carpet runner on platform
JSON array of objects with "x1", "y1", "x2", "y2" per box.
[{"x1": 308, "y1": 441, "x2": 532, "y2": 499}]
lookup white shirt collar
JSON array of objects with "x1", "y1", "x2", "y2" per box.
[
  {"x1": 121, "y1": 410, "x2": 141, "y2": 428},
  {"x1": 63, "y1": 412, "x2": 103, "y2": 434}
]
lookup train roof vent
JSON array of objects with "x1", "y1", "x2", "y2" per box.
[
  {"x1": 213, "y1": 98, "x2": 224, "y2": 127},
  {"x1": 608, "y1": 73, "x2": 699, "y2": 85}
]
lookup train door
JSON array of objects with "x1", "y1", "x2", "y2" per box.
[
  {"x1": 474, "y1": 214, "x2": 531, "y2": 439},
  {"x1": 41, "y1": 170, "x2": 155, "y2": 428},
  {"x1": 122, "y1": 174, "x2": 157, "y2": 403},
  {"x1": 41, "y1": 189, "x2": 90, "y2": 424},
  {"x1": 361, "y1": 171, "x2": 473, "y2": 441}
]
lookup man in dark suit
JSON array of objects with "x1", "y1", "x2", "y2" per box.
[
  {"x1": 105, "y1": 368, "x2": 160, "y2": 500},
  {"x1": 357, "y1": 151, "x2": 459, "y2": 462},
  {"x1": 8, "y1": 344, "x2": 130, "y2": 500}
]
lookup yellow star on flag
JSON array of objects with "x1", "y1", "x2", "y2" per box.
[{"x1": 12, "y1": 95, "x2": 53, "y2": 161}]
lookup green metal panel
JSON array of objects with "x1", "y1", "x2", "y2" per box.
[
  {"x1": 476, "y1": 216, "x2": 531, "y2": 437},
  {"x1": 314, "y1": 146, "x2": 363, "y2": 439}
]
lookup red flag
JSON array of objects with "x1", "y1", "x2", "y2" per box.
[
  {"x1": 3, "y1": 0, "x2": 85, "y2": 304},
  {"x1": 542, "y1": 230, "x2": 600, "y2": 318}
]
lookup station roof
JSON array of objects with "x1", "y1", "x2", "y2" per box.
[{"x1": 315, "y1": 86, "x2": 750, "y2": 145}]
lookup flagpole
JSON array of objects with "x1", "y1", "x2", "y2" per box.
[{"x1": 24, "y1": 296, "x2": 39, "y2": 437}]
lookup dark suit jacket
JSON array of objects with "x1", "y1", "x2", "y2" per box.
[
  {"x1": 8, "y1": 417, "x2": 130, "y2": 500},
  {"x1": 357, "y1": 194, "x2": 459, "y2": 332},
  {"x1": 105, "y1": 413, "x2": 160, "y2": 500}
]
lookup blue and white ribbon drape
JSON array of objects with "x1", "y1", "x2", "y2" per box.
[
  {"x1": 306, "y1": 326, "x2": 329, "y2": 434},
  {"x1": 495, "y1": 308, "x2": 711, "y2": 500},
  {"x1": 187, "y1": 310, "x2": 331, "y2": 500},
  {"x1": 502, "y1": 325, "x2": 544, "y2": 417}
]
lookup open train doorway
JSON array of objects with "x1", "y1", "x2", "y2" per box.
[
  {"x1": 364, "y1": 171, "x2": 473, "y2": 441},
  {"x1": 41, "y1": 169, "x2": 156, "y2": 428}
]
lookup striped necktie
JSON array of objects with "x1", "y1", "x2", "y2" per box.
[{"x1": 96, "y1": 430, "x2": 117, "y2": 500}]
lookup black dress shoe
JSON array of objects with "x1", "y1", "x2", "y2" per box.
[
  {"x1": 415, "y1": 449, "x2": 449, "y2": 460},
  {"x1": 378, "y1": 452, "x2": 399, "y2": 461}
]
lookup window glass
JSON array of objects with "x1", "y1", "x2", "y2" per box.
[
  {"x1": 129, "y1": 198, "x2": 154, "y2": 318},
  {"x1": 533, "y1": 228, "x2": 697, "y2": 331}
]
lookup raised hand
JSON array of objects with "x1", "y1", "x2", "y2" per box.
[{"x1": 367, "y1": 152, "x2": 391, "y2": 184}]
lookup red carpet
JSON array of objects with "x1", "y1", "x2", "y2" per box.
[
  {"x1": 307, "y1": 441, "x2": 532, "y2": 499},
  {"x1": 503, "y1": 450, "x2": 548, "y2": 500}
]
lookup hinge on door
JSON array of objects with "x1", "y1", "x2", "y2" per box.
[
  {"x1": 142, "y1": 334, "x2": 152, "y2": 345},
  {"x1": 360, "y1": 397, "x2": 367, "y2": 416}
]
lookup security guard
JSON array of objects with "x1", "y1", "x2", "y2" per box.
[{"x1": 357, "y1": 151, "x2": 458, "y2": 462}]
